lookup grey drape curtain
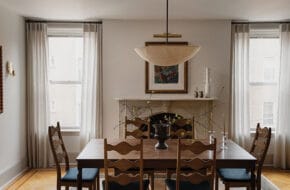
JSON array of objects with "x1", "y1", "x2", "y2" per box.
[
  {"x1": 231, "y1": 24, "x2": 251, "y2": 149},
  {"x1": 26, "y1": 23, "x2": 50, "y2": 168},
  {"x1": 80, "y1": 23, "x2": 103, "y2": 148},
  {"x1": 274, "y1": 24, "x2": 290, "y2": 169}
]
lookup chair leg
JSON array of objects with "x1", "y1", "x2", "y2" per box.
[
  {"x1": 150, "y1": 172, "x2": 154, "y2": 190},
  {"x1": 215, "y1": 173, "x2": 219, "y2": 190},
  {"x1": 225, "y1": 184, "x2": 230, "y2": 190},
  {"x1": 97, "y1": 173, "x2": 100, "y2": 190},
  {"x1": 92, "y1": 181, "x2": 95, "y2": 190},
  {"x1": 257, "y1": 175, "x2": 261, "y2": 190},
  {"x1": 57, "y1": 181, "x2": 61, "y2": 190}
]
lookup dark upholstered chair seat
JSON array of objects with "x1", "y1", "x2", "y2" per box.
[
  {"x1": 102, "y1": 179, "x2": 150, "y2": 190},
  {"x1": 165, "y1": 178, "x2": 210, "y2": 190},
  {"x1": 62, "y1": 167, "x2": 99, "y2": 182},
  {"x1": 217, "y1": 168, "x2": 251, "y2": 182}
]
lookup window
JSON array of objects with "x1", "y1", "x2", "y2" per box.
[
  {"x1": 48, "y1": 29, "x2": 83, "y2": 130},
  {"x1": 263, "y1": 102, "x2": 274, "y2": 125},
  {"x1": 249, "y1": 26, "x2": 280, "y2": 130}
]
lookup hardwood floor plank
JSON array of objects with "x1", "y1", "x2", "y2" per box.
[
  {"x1": 4, "y1": 168, "x2": 289, "y2": 190},
  {"x1": 263, "y1": 169, "x2": 290, "y2": 190},
  {"x1": 6, "y1": 170, "x2": 37, "y2": 190}
]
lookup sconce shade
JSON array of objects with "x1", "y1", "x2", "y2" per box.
[{"x1": 135, "y1": 45, "x2": 200, "y2": 66}]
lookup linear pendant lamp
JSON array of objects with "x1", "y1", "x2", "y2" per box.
[{"x1": 135, "y1": 0, "x2": 200, "y2": 66}]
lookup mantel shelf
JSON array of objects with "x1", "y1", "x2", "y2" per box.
[{"x1": 114, "y1": 97, "x2": 216, "y2": 101}]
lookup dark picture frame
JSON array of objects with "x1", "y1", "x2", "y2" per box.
[
  {"x1": 145, "y1": 41, "x2": 188, "y2": 94},
  {"x1": 0, "y1": 46, "x2": 3, "y2": 113}
]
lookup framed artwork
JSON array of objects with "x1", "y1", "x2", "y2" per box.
[
  {"x1": 0, "y1": 46, "x2": 3, "y2": 113},
  {"x1": 145, "y1": 42, "x2": 188, "y2": 94}
]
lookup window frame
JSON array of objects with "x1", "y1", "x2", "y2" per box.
[
  {"x1": 248, "y1": 25, "x2": 280, "y2": 132},
  {"x1": 47, "y1": 25, "x2": 84, "y2": 131}
]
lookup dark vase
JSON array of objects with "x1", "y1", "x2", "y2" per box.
[{"x1": 154, "y1": 123, "x2": 170, "y2": 149}]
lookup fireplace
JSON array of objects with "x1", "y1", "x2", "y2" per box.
[{"x1": 116, "y1": 97, "x2": 217, "y2": 139}]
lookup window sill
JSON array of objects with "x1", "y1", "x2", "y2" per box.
[
  {"x1": 250, "y1": 130, "x2": 275, "y2": 135},
  {"x1": 61, "y1": 128, "x2": 80, "y2": 136}
]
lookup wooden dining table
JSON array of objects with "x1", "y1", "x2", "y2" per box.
[{"x1": 76, "y1": 139, "x2": 256, "y2": 190}]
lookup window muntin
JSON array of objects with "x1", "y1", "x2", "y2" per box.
[{"x1": 263, "y1": 102, "x2": 274, "y2": 125}]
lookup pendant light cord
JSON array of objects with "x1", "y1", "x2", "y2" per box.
[{"x1": 166, "y1": 0, "x2": 169, "y2": 44}]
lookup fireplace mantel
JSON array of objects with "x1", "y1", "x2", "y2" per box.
[{"x1": 114, "y1": 97, "x2": 216, "y2": 101}]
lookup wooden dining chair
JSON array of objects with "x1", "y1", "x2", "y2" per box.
[
  {"x1": 124, "y1": 116, "x2": 155, "y2": 190},
  {"x1": 166, "y1": 117, "x2": 195, "y2": 179},
  {"x1": 48, "y1": 122, "x2": 100, "y2": 190},
  {"x1": 125, "y1": 116, "x2": 150, "y2": 139},
  {"x1": 169, "y1": 117, "x2": 195, "y2": 139},
  {"x1": 165, "y1": 138, "x2": 217, "y2": 190},
  {"x1": 103, "y1": 138, "x2": 150, "y2": 190},
  {"x1": 216, "y1": 123, "x2": 272, "y2": 190}
]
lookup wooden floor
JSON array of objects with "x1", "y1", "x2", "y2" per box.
[
  {"x1": 4, "y1": 168, "x2": 290, "y2": 190},
  {"x1": 263, "y1": 168, "x2": 290, "y2": 190}
]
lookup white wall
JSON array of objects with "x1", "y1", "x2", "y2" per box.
[
  {"x1": 0, "y1": 5, "x2": 26, "y2": 187},
  {"x1": 102, "y1": 20, "x2": 232, "y2": 138}
]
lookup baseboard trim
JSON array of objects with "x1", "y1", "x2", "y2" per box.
[
  {"x1": 0, "y1": 159, "x2": 28, "y2": 189},
  {"x1": 261, "y1": 175, "x2": 279, "y2": 190}
]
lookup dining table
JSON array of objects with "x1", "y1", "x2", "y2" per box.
[{"x1": 76, "y1": 139, "x2": 256, "y2": 190}]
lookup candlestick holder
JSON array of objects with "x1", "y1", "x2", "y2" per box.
[
  {"x1": 221, "y1": 132, "x2": 228, "y2": 149},
  {"x1": 208, "y1": 130, "x2": 215, "y2": 144}
]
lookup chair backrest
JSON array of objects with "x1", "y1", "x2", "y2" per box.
[
  {"x1": 176, "y1": 139, "x2": 216, "y2": 190},
  {"x1": 104, "y1": 139, "x2": 144, "y2": 190},
  {"x1": 48, "y1": 122, "x2": 70, "y2": 181},
  {"x1": 125, "y1": 116, "x2": 150, "y2": 139},
  {"x1": 170, "y1": 117, "x2": 195, "y2": 139},
  {"x1": 250, "y1": 123, "x2": 271, "y2": 175}
]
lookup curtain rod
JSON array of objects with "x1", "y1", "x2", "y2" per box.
[
  {"x1": 25, "y1": 20, "x2": 102, "y2": 24},
  {"x1": 232, "y1": 21, "x2": 290, "y2": 24}
]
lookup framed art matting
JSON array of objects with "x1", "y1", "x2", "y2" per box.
[{"x1": 145, "y1": 42, "x2": 188, "y2": 94}]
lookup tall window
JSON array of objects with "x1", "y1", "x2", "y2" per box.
[
  {"x1": 48, "y1": 26, "x2": 83, "y2": 130},
  {"x1": 249, "y1": 26, "x2": 280, "y2": 130}
]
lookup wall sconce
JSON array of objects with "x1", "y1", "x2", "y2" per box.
[{"x1": 6, "y1": 61, "x2": 15, "y2": 76}]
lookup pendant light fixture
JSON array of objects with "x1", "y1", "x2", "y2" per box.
[{"x1": 135, "y1": 0, "x2": 200, "y2": 66}]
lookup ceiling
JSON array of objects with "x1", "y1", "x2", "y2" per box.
[{"x1": 0, "y1": 0, "x2": 290, "y2": 21}]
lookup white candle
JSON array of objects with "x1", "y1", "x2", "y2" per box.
[
  {"x1": 205, "y1": 67, "x2": 209, "y2": 98},
  {"x1": 223, "y1": 114, "x2": 226, "y2": 134},
  {"x1": 205, "y1": 67, "x2": 209, "y2": 84},
  {"x1": 210, "y1": 112, "x2": 213, "y2": 131},
  {"x1": 125, "y1": 100, "x2": 127, "y2": 115}
]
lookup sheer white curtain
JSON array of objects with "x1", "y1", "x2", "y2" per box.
[
  {"x1": 231, "y1": 24, "x2": 251, "y2": 149},
  {"x1": 274, "y1": 24, "x2": 290, "y2": 169},
  {"x1": 80, "y1": 23, "x2": 103, "y2": 148},
  {"x1": 26, "y1": 23, "x2": 50, "y2": 168}
]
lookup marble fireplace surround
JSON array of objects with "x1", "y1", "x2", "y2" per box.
[{"x1": 116, "y1": 97, "x2": 227, "y2": 140}]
